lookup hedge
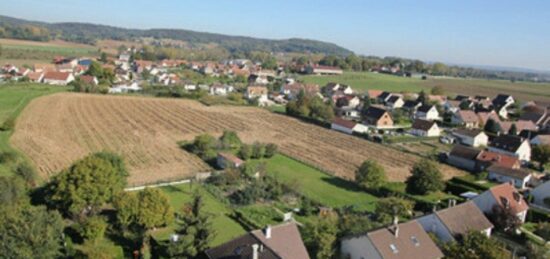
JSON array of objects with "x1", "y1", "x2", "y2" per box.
[
  {"x1": 449, "y1": 177, "x2": 489, "y2": 192},
  {"x1": 527, "y1": 207, "x2": 550, "y2": 223}
]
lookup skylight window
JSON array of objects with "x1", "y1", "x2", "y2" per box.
[
  {"x1": 390, "y1": 244, "x2": 399, "y2": 254},
  {"x1": 411, "y1": 236, "x2": 420, "y2": 247}
]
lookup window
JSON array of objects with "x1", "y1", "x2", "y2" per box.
[
  {"x1": 389, "y1": 244, "x2": 399, "y2": 254},
  {"x1": 411, "y1": 236, "x2": 420, "y2": 247}
]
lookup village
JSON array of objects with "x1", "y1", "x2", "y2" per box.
[{"x1": 1, "y1": 47, "x2": 550, "y2": 259}]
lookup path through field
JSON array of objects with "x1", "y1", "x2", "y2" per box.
[{"x1": 11, "y1": 93, "x2": 465, "y2": 185}]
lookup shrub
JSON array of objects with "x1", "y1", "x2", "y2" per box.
[
  {"x1": 14, "y1": 162, "x2": 37, "y2": 187},
  {"x1": 238, "y1": 144, "x2": 252, "y2": 160},
  {"x1": 251, "y1": 142, "x2": 265, "y2": 159},
  {"x1": 355, "y1": 160, "x2": 386, "y2": 190},
  {"x1": 264, "y1": 143, "x2": 278, "y2": 158},
  {"x1": 77, "y1": 216, "x2": 108, "y2": 241},
  {"x1": 0, "y1": 116, "x2": 15, "y2": 131},
  {"x1": 406, "y1": 159, "x2": 444, "y2": 195}
]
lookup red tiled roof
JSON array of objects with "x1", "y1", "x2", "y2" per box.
[
  {"x1": 43, "y1": 71, "x2": 71, "y2": 81},
  {"x1": 488, "y1": 183, "x2": 528, "y2": 214},
  {"x1": 251, "y1": 222, "x2": 310, "y2": 259},
  {"x1": 367, "y1": 90, "x2": 383, "y2": 98},
  {"x1": 332, "y1": 117, "x2": 357, "y2": 129},
  {"x1": 476, "y1": 150, "x2": 520, "y2": 169},
  {"x1": 457, "y1": 110, "x2": 479, "y2": 123}
]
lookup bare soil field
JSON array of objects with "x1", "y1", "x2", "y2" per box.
[{"x1": 11, "y1": 93, "x2": 465, "y2": 185}]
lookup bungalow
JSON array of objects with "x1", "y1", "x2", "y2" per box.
[
  {"x1": 417, "y1": 201, "x2": 493, "y2": 243},
  {"x1": 364, "y1": 106, "x2": 394, "y2": 128},
  {"x1": 531, "y1": 180, "x2": 550, "y2": 209},
  {"x1": 205, "y1": 222, "x2": 309, "y2": 259},
  {"x1": 306, "y1": 64, "x2": 343, "y2": 75},
  {"x1": 216, "y1": 152, "x2": 244, "y2": 169},
  {"x1": 245, "y1": 86, "x2": 269, "y2": 103},
  {"x1": 341, "y1": 220, "x2": 444, "y2": 259},
  {"x1": 452, "y1": 129, "x2": 488, "y2": 147},
  {"x1": 209, "y1": 84, "x2": 234, "y2": 96},
  {"x1": 447, "y1": 145, "x2": 481, "y2": 171},
  {"x1": 487, "y1": 165, "x2": 532, "y2": 189},
  {"x1": 488, "y1": 135, "x2": 531, "y2": 162},
  {"x1": 331, "y1": 117, "x2": 368, "y2": 135},
  {"x1": 415, "y1": 105, "x2": 439, "y2": 121},
  {"x1": 42, "y1": 72, "x2": 75, "y2": 85},
  {"x1": 472, "y1": 182, "x2": 529, "y2": 223},
  {"x1": 410, "y1": 119, "x2": 440, "y2": 137},
  {"x1": 476, "y1": 150, "x2": 521, "y2": 171},
  {"x1": 451, "y1": 110, "x2": 480, "y2": 128},
  {"x1": 385, "y1": 95, "x2": 404, "y2": 110}
]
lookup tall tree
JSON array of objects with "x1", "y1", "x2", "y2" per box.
[
  {"x1": 443, "y1": 231, "x2": 508, "y2": 259},
  {"x1": 355, "y1": 160, "x2": 386, "y2": 190},
  {"x1": 219, "y1": 130, "x2": 242, "y2": 149},
  {"x1": 406, "y1": 159, "x2": 444, "y2": 195},
  {"x1": 484, "y1": 119, "x2": 502, "y2": 134},
  {"x1": 532, "y1": 144, "x2": 550, "y2": 170},
  {"x1": 302, "y1": 216, "x2": 338, "y2": 259},
  {"x1": 375, "y1": 197, "x2": 414, "y2": 223},
  {"x1": 508, "y1": 123, "x2": 518, "y2": 135}
]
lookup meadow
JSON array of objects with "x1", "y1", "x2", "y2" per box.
[{"x1": 0, "y1": 38, "x2": 98, "y2": 61}]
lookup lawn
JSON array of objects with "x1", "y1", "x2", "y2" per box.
[
  {"x1": 151, "y1": 183, "x2": 247, "y2": 246},
  {"x1": 249, "y1": 154, "x2": 378, "y2": 212},
  {"x1": 300, "y1": 71, "x2": 426, "y2": 93},
  {"x1": 0, "y1": 83, "x2": 67, "y2": 176}
]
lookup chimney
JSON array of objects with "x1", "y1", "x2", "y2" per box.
[
  {"x1": 392, "y1": 216, "x2": 399, "y2": 238},
  {"x1": 252, "y1": 244, "x2": 259, "y2": 259},
  {"x1": 264, "y1": 225, "x2": 272, "y2": 239}
]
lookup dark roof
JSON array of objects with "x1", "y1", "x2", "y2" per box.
[
  {"x1": 417, "y1": 105, "x2": 434, "y2": 113},
  {"x1": 435, "y1": 201, "x2": 494, "y2": 237},
  {"x1": 412, "y1": 119, "x2": 436, "y2": 131},
  {"x1": 492, "y1": 94, "x2": 512, "y2": 107},
  {"x1": 387, "y1": 95, "x2": 401, "y2": 103},
  {"x1": 205, "y1": 233, "x2": 280, "y2": 259},
  {"x1": 378, "y1": 91, "x2": 392, "y2": 100},
  {"x1": 455, "y1": 95, "x2": 470, "y2": 101},
  {"x1": 453, "y1": 128, "x2": 485, "y2": 138},
  {"x1": 488, "y1": 165, "x2": 531, "y2": 179},
  {"x1": 490, "y1": 135, "x2": 526, "y2": 152},
  {"x1": 364, "y1": 106, "x2": 389, "y2": 120},
  {"x1": 449, "y1": 145, "x2": 481, "y2": 160},
  {"x1": 403, "y1": 100, "x2": 420, "y2": 109}
]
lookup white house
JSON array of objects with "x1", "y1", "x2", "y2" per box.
[
  {"x1": 417, "y1": 201, "x2": 493, "y2": 243},
  {"x1": 472, "y1": 182, "x2": 529, "y2": 223},
  {"x1": 488, "y1": 135, "x2": 531, "y2": 162},
  {"x1": 42, "y1": 72, "x2": 75, "y2": 85},
  {"x1": 487, "y1": 165, "x2": 532, "y2": 189},
  {"x1": 245, "y1": 86, "x2": 269, "y2": 104},
  {"x1": 209, "y1": 84, "x2": 234, "y2": 96},
  {"x1": 531, "y1": 180, "x2": 550, "y2": 209},
  {"x1": 385, "y1": 95, "x2": 404, "y2": 110},
  {"x1": 452, "y1": 129, "x2": 488, "y2": 148},
  {"x1": 109, "y1": 82, "x2": 142, "y2": 94},
  {"x1": 410, "y1": 119, "x2": 440, "y2": 137},
  {"x1": 415, "y1": 105, "x2": 439, "y2": 121},
  {"x1": 331, "y1": 117, "x2": 368, "y2": 135}
]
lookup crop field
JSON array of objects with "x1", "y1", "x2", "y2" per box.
[
  {"x1": 0, "y1": 38, "x2": 98, "y2": 61},
  {"x1": 301, "y1": 71, "x2": 550, "y2": 104},
  {"x1": 11, "y1": 93, "x2": 465, "y2": 185}
]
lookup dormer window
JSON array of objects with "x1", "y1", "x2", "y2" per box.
[
  {"x1": 411, "y1": 236, "x2": 420, "y2": 247},
  {"x1": 390, "y1": 244, "x2": 399, "y2": 254}
]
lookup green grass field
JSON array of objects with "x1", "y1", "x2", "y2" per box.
[
  {"x1": 151, "y1": 184, "x2": 247, "y2": 246},
  {"x1": 0, "y1": 40, "x2": 98, "y2": 61},
  {"x1": 300, "y1": 71, "x2": 426, "y2": 93},
  {"x1": 250, "y1": 154, "x2": 378, "y2": 212},
  {"x1": 0, "y1": 84, "x2": 67, "y2": 176}
]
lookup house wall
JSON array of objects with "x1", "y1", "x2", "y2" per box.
[
  {"x1": 340, "y1": 236, "x2": 382, "y2": 259},
  {"x1": 472, "y1": 192, "x2": 498, "y2": 214},
  {"x1": 427, "y1": 126, "x2": 441, "y2": 137},
  {"x1": 447, "y1": 155, "x2": 477, "y2": 172},
  {"x1": 488, "y1": 141, "x2": 531, "y2": 162},
  {"x1": 531, "y1": 181, "x2": 550, "y2": 208},
  {"x1": 376, "y1": 113, "x2": 393, "y2": 127},
  {"x1": 487, "y1": 172, "x2": 530, "y2": 189},
  {"x1": 410, "y1": 128, "x2": 428, "y2": 137},
  {"x1": 331, "y1": 123, "x2": 353, "y2": 135},
  {"x1": 417, "y1": 214, "x2": 455, "y2": 243},
  {"x1": 353, "y1": 124, "x2": 369, "y2": 134}
]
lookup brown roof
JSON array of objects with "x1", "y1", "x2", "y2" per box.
[
  {"x1": 412, "y1": 119, "x2": 436, "y2": 131},
  {"x1": 487, "y1": 165, "x2": 531, "y2": 180},
  {"x1": 499, "y1": 120, "x2": 537, "y2": 133},
  {"x1": 218, "y1": 152, "x2": 244, "y2": 165},
  {"x1": 534, "y1": 135, "x2": 550, "y2": 145},
  {"x1": 435, "y1": 201, "x2": 493, "y2": 238},
  {"x1": 247, "y1": 86, "x2": 268, "y2": 95},
  {"x1": 449, "y1": 145, "x2": 481, "y2": 160},
  {"x1": 26, "y1": 72, "x2": 43, "y2": 81},
  {"x1": 476, "y1": 151, "x2": 520, "y2": 169},
  {"x1": 43, "y1": 71, "x2": 71, "y2": 81},
  {"x1": 251, "y1": 223, "x2": 310, "y2": 259},
  {"x1": 457, "y1": 110, "x2": 479, "y2": 123},
  {"x1": 367, "y1": 90, "x2": 383, "y2": 98},
  {"x1": 79, "y1": 75, "x2": 97, "y2": 85},
  {"x1": 488, "y1": 183, "x2": 528, "y2": 214},
  {"x1": 453, "y1": 128, "x2": 485, "y2": 138},
  {"x1": 367, "y1": 220, "x2": 443, "y2": 259},
  {"x1": 332, "y1": 117, "x2": 357, "y2": 129},
  {"x1": 205, "y1": 233, "x2": 280, "y2": 259}
]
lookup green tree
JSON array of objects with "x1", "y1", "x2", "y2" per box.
[
  {"x1": 355, "y1": 160, "x2": 386, "y2": 190},
  {"x1": 262, "y1": 56, "x2": 278, "y2": 70},
  {"x1": 442, "y1": 231, "x2": 508, "y2": 259},
  {"x1": 137, "y1": 188, "x2": 173, "y2": 229},
  {"x1": 251, "y1": 142, "x2": 265, "y2": 159},
  {"x1": 99, "y1": 52, "x2": 108, "y2": 63},
  {"x1": 532, "y1": 144, "x2": 550, "y2": 170},
  {"x1": 85, "y1": 61, "x2": 104, "y2": 78},
  {"x1": 264, "y1": 143, "x2": 278, "y2": 158},
  {"x1": 47, "y1": 152, "x2": 128, "y2": 216},
  {"x1": 219, "y1": 130, "x2": 242, "y2": 149},
  {"x1": 302, "y1": 216, "x2": 338, "y2": 259},
  {"x1": 406, "y1": 159, "x2": 445, "y2": 195},
  {"x1": 191, "y1": 134, "x2": 218, "y2": 160},
  {"x1": 491, "y1": 204, "x2": 522, "y2": 233},
  {"x1": 417, "y1": 90, "x2": 427, "y2": 105},
  {"x1": 77, "y1": 216, "x2": 108, "y2": 242},
  {"x1": 508, "y1": 123, "x2": 518, "y2": 135},
  {"x1": 484, "y1": 119, "x2": 502, "y2": 134},
  {"x1": 0, "y1": 205, "x2": 64, "y2": 259},
  {"x1": 375, "y1": 197, "x2": 414, "y2": 223},
  {"x1": 0, "y1": 176, "x2": 25, "y2": 207},
  {"x1": 238, "y1": 144, "x2": 252, "y2": 160}
]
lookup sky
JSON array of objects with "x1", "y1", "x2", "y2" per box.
[{"x1": 2, "y1": 0, "x2": 550, "y2": 71}]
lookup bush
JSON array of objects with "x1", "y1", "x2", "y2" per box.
[
  {"x1": 405, "y1": 159, "x2": 444, "y2": 195},
  {"x1": 264, "y1": 143, "x2": 278, "y2": 158},
  {"x1": 251, "y1": 142, "x2": 265, "y2": 159},
  {"x1": 238, "y1": 144, "x2": 252, "y2": 160},
  {"x1": 355, "y1": 160, "x2": 386, "y2": 190},
  {"x1": 534, "y1": 222, "x2": 550, "y2": 240},
  {"x1": 14, "y1": 162, "x2": 37, "y2": 187},
  {"x1": 219, "y1": 130, "x2": 242, "y2": 149},
  {"x1": 0, "y1": 151, "x2": 18, "y2": 164},
  {"x1": 0, "y1": 116, "x2": 15, "y2": 131},
  {"x1": 77, "y1": 216, "x2": 108, "y2": 241}
]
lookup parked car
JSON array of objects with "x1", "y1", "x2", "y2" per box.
[{"x1": 439, "y1": 136, "x2": 455, "y2": 144}]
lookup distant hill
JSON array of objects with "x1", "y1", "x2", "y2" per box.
[{"x1": 0, "y1": 15, "x2": 353, "y2": 56}]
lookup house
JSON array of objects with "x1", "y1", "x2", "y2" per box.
[
  {"x1": 205, "y1": 223, "x2": 309, "y2": 259},
  {"x1": 499, "y1": 120, "x2": 538, "y2": 134},
  {"x1": 216, "y1": 152, "x2": 244, "y2": 169},
  {"x1": 451, "y1": 110, "x2": 479, "y2": 128},
  {"x1": 472, "y1": 182, "x2": 529, "y2": 223},
  {"x1": 476, "y1": 150, "x2": 521, "y2": 171},
  {"x1": 33, "y1": 63, "x2": 56, "y2": 73},
  {"x1": 280, "y1": 83, "x2": 319, "y2": 100},
  {"x1": 248, "y1": 74, "x2": 269, "y2": 85},
  {"x1": 245, "y1": 86, "x2": 269, "y2": 103},
  {"x1": 42, "y1": 72, "x2": 75, "y2": 85},
  {"x1": 26, "y1": 72, "x2": 44, "y2": 83},
  {"x1": 209, "y1": 84, "x2": 234, "y2": 96},
  {"x1": 428, "y1": 95, "x2": 447, "y2": 105},
  {"x1": 305, "y1": 64, "x2": 343, "y2": 75},
  {"x1": 323, "y1": 82, "x2": 353, "y2": 96},
  {"x1": 367, "y1": 89, "x2": 383, "y2": 99},
  {"x1": 79, "y1": 75, "x2": 98, "y2": 85},
  {"x1": 410, "y1": 119, "x2": 440, "y2": 137},
  {"x1": 531, "y1": 180, "x2": 550, "y2": 209},
  {"x1": 364, "y1": 106, "x2": 394, "y2": 128},
  {"x1": 492, "y1": 94, "x2": 515, "y2": 109},
  {"x1": 109, "y1": 82, "x2": 142, "y2": 93},
  {"x1": 417, "y1": 201, "x2": 493, "y2": 243},
  {"x1": 331, "y1": 117, "x2": 368, "y2": 134},
  {"x1": 385, "y1": 95, "x2": 404, "y2": 110},
  {"x1": 531, "y1": 134, "x2": 550, "y2": 146},
  {"x1": 520, "y1": 104, "x2": 549, "y2": 127},
  {"x1": 487, "y1": 165, "x2": 532, "y2": 189},
  {"x1": 340, "y1": 220, "x2": 444, "y2": 259},
  {"x1": 447, "y1": 145, "x2": 481, "y2": 171},
  {"x1": 415, "y1": 105, "x2": 439, "y2": 121},
  {"x1": 335, "y1": 95, "x2": 361, "y2": 109},
  {"x1": 402, "y1": 100, "x2": 422, "y2": 113},
  {"x1": 455, "y1": 95, "x2": 471, "y2": 102},
  {"x1": 377, "y1": 91, "x2": 393, "y2": 104},
  {"x1": 488, "y1": 135, "x2": 531, "y2": 162},
  {"x1": 443, "y1": 100, "x2": 461, "y2": 113},
  {"x1": 335, "y1": 107, "x2": 361, "y2": 120},
  {"x1": 452, "y1": 129, "x2": 488, "y2": 147}
]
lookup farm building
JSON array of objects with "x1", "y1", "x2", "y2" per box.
[
  {"x1": 216, "y1": 152, "x2": 244, "y2": 169},
  {"x1": 452, "y1": 129, "x2": 488, "y2": 148},
  {"x1": 487, "y1": 165, "x2": 532, "y2": 189},
  {"x1": 306, "y1": 64, "x2": 343, "y2": 75},
  {"x1": 472, "y1": 182, "x2": 528, "y2": 223},
  {"x1": 410, "y1": 119, "x2": 440, "y2": 137}
]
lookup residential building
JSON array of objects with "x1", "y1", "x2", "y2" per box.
[
  {"x1": 377, "y1": 91, "x2": 393, "y2": 104},
  {"x1": 530, "y1": 134, "x2": 550, "y2": 146},
  {"x1": 305, "y1": 64, "x2": 343, "y2": 75},
  {"x1": 341, "y1": 220, "x2": 444, "y2": 259},
  {"x1": 472, "y1": 182, "x2": 528, "y2": 223},
  {"x1": 42, "y1": 72, "x2": 75, "y2": 85},
  {"x1": 415, "y1": 105, "x2": 439, "y2": 120},
  {"x1": 487, "y1": 165, "x2": 532, "y2": 189},
  {"x1": 488, "y1": 135, "x2": 531, "y2": 162},
  {"x1": 280, "y1": 83, "x2": 320, "y2": 100},
  {"x1": 410, "y1": 119, "x2": 440, "y2": 137},
  {"x1": 531, "y1": 180, "x2": 550, "y2": 209},
  {"x1": 452, "y1": 129, "x2": 488, "y2": 147},
  {"x1": 520, "y1": 104, "x2": 549, "y2": 127},
  {"x1": 331, "y1": 117, "x2": 368, "y2": 134},
  {"x1": 385, "y1": 95, "x2": 404, "y2": 110},
  {"x1": 364, "y1": 106, "x2": 394, "y2": 128},
  {"x1": 447, "y1": 145, "x2": 481, "y2": 171},
  {"x1": 476, "y1": 150, "x2": 521, "y2": 171},
  {"x1": 492, "y1": 94, "x2": 515, "y2": 109},
  {"x1": 324, "y1": 82, "x2": 353, "y2": 96},
  {"x1": 205, "y1": 223, "x2": 309, "y2": 259},
  {"x1": 451, "y1": 110, "x2": 480, "y2": 128},
  {"x1": 245, "y1": 86, "x2": 269, "y2": 103},
  {"x1": 216, "y1": 152, "x2": 244, "y2": 169},
  {"x1": 417, "y1": 201, "x2": 493, "y2": 243},
  {"x1": 402, "y1": 100, "x2": 422, "y2": 113},
  {"x1": 79, "y1": 75, "x2": 98, "y2": 85},
  {"x1": 209, "y1": 84, "x2": 234, "y2": 96}
]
